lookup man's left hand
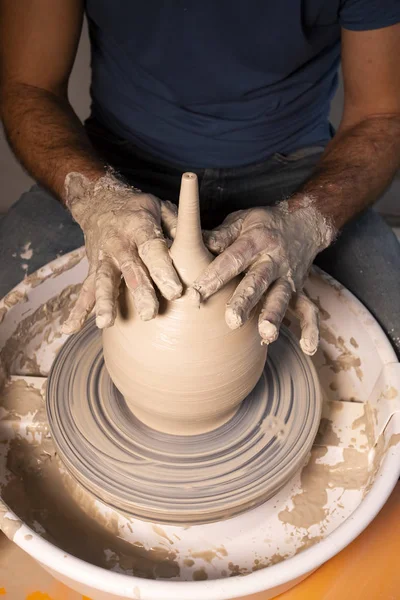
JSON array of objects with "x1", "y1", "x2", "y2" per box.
[{"x1": 190, "y1": 199, "x2": 335, "y2": 355}]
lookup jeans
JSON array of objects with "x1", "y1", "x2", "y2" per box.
[{"x1": 0, "y1": 119, "x2": 399, "y2": 357}]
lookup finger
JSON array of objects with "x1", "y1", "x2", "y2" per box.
[
  {"x1": 258, "y1": 278, "x2": 292, "y2": 344},
  {"x1": 203, "y1": 213, "x2": 244, "y2": 254},
  {"x1": 62, "y1": 271, "x2": 96, "y2": 334},
  {"x1": 191, "y1": 236, "x2": 261, "y2": 301},
  {"x1": 225, "y1": 257, "x2": 278, "y2": 329},
  {"x1": 111, "y1": 242, "x2": 159, "y2": 321},
  {"x1": 291, "y1": 292, "x2": 319, "y2": 355},
  {"x1": 138, "y1": 236, "x2": 183, "y2": 301},
  {"x1": 95, "y1": 256, "x2": 121, "y2": 329},
  {"x1": 160, "y1": 200, "x2": 178, "y2": 239}
]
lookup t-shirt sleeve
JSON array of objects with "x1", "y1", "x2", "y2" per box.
[{"x1": 339, "y1": 0, "x2": 400, "y2": 31}]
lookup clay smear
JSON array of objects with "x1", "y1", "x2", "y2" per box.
[
  {"x1": 0, "y1": 374, "x2": 393, "y2": 582},
  {"x1": 320, "y1": 323, "x2": 363, "y2": 381},
  {"x1": 0, "y1": 380, "x2": 181, "y2": 580},
  {"x1": 24, "y1": 249, "x2": 84, "y2": 290},
  {"x1": 278, "y1": 446, "x2": 370, "y2": 528},
  {"x1": 0, "y1": 284, "x2": 81, "y2": 376},
  {"x1": 315, "y1": 418, "x2": 340, "y2": 446},
  {"x1": 48, "y1": 319, "x2": 321, "y2": 525},
  {"x1": 0, "y1": 250, "x2": 397, "y2": 583}
]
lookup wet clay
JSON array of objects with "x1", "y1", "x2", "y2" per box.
[
  {"x1": 47, "y1": 320, "x2": 322, "y2": 524},
  {"x1": 320, "y1": 323, "x2": 363, "y2": 381},
  {"x1": 381, "y1": 386, "x2": 398, "y2": 400},
  {"x1": 315, "y1": 418, "x2": 341, "y2": 446},
  {"x1": 192, "y1": 568, "x2": 208, "y2": 581},
  {"x1": 103, "y1": 173, "x2": 267, "y2": 435},
  {"x1": 31, "y1": 249, "x2": 85, "y2": 288},
  {"x1": 388, "y1": 433, "x2": 400, "y2": 449},
  {"x1": 0, "y1": 284, "x2": 81, "y2": 377},
  {"x1": 2, "y1": 244, "x2": 398, "y2": 585},
  {"x1": 0, "y1": 380, "x2": 181, "y2": 580},
  {"x1": 278, "y1": 446, "x2": 370, "y2": 528},
  {"x1": 1, "y1": 370, "x2": 395, "y2": 582},
  {"x1": 0, "y1": 375, "x2": 323, "y2": 580}
]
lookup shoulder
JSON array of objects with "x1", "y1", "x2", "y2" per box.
[{"x1": 338, "y1": 0, "x2": 400, "y2": 31}]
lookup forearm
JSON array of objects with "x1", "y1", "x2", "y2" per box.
[
  {"x1": 1, "y1": 82, "x2": 106, "y2": 201},
  {"x1": 291, "y1": 115, "x2": 400, "y2": 230}
]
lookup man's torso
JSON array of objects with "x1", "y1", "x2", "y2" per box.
[{"x1": 84, "y1": 0, "x2": 392, "y2": 168}]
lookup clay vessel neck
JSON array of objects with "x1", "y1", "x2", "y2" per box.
[{"x1": 169, "y1": 172, "x2": 212, "y2": 286}]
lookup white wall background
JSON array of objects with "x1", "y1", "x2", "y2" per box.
[{"x1": 0, "y1": 21, "x2": 398, "y2": 215}]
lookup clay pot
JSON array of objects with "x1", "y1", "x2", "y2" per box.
[{"x1": 103, "y1": 173, "x2": 267, "y2": 435}]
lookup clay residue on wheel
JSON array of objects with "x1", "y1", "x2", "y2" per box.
[
  {"x1": 152, "y1": 524, "x2": 175, "y2": 545},
  {"x1": 388, "y1": 433, "x2": 400, "y2": 449},
  {"x1": 190, "y1": 547, "x2": 228, "y2": 563},
  {"x1": 0, "y1": 290, "x2": 29, "y2": 325},
  {"x1": 192, "y1": 567, "x2": 208, "y2": 581},
  {"x1": 351, "y1": 403, "x2": 375, "y2": 447},
  {"x1": 308, "y1": 268, "x2": 345, "y2": 297},
  {"x1": 3, "y1": 289, "x2": 28, "y2": 309},
  {"x1": 309, "y1": 296, "x2": 331, "y2": 321},
  {"x1": 1, "y1": 444, "x2": 180, "y2": 579},
  {"x1": 0, "y1": 379, "x2": 45, "y2": 420},
  {"x1": 0, "y1": 380, "x2": 47, "y2": 445},
  {"x1": 0, "y1": 501, "x2": 23, "y2": 541},
  {"x1": 320, "y1": 323, "x2": 363, "y2": 381},
  {"x1": 292, "y1": 533, "x2": 324, "y2": 558},
  {"x1": 0, "y1": 374, "x2": 335, "y2": 581},
  {"x1": 24, "y1": 248, "x2": 85, "y2": 290},
  {"x1": 0, "y1": 250, "x2": 84, "y2": 328},
  {"x1": 0, "y1": 379, "x2": 181, "y2": 580},
  {"x1": 0, "y1": 284, "x2": 81, "y2": 376},
  {"x1": 315, "y1": 418, "x2": 340, "y2": 446},
  {"x1": 278, "y1": 446, "x2": 370, "y2": 528},
  {"x1": 380, "y1": 386, "x2": 398, "y2": 400}
]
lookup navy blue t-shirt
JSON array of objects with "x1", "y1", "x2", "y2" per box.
[{"x1": 85, "y1": 1, "x2": 400, "y2": 168}]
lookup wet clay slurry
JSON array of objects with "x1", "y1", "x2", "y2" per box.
[{"x1": 103, "y1": 173, "x2": 267, "y2": 435}]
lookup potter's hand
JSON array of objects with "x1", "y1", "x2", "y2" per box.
[
  {"x1": 191, "y1": 199, "x2": 335, "y2": 355},
  {"x1": 62, "y1": 172, "x2": 182, "y2": 333}
]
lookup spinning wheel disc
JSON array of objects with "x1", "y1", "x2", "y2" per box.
[{"x1": 47, "y1": 318, "x2": 322, "y2": 524}]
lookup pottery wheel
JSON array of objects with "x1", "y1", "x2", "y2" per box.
[{"x1": 47, "y1": 317, "x2": 322, "y2": 525}]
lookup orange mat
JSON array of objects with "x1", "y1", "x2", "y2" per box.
[{"x1": 0, "y1": 483, "x2": 399, "y2": 600}]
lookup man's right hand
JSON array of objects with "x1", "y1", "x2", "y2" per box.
[{"x1": 62, "y1": 172, "x2": 182, "y2": 334}]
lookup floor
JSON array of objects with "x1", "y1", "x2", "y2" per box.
[{"x1": 0, "y1": 483, "x2": 399, "y2": 600}]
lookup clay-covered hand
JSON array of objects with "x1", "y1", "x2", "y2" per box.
[
  {"x1": 62, "y1": 172, "x2": 182, "y2": 334},
  {"x1": 191, "y1": 199, "x2": 335, "y2": 355}
]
